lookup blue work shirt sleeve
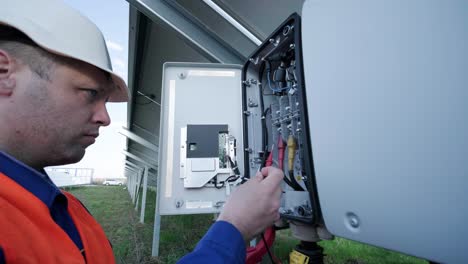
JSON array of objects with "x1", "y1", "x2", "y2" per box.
[
  {"x1": 0, "y1": 246, "x2": 5, "y2": 264},
  {"x1": 177, "y1": 220, "x2": 246, "y2": 264}
]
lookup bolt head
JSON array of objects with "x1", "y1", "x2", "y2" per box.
[{"x1": 346, "y1": 212, "x2": 360, "y2": 229}]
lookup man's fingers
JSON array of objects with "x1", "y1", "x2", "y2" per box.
[
  {"x1": 254, "y1": 171, "x2": 264, "y2": 182},
  {"x1": 274, "y1": 186, "x2": 282, "y2": 199},
  {"x1": 260, "y1": 166, "x2": 284, "y2": 187},
  {"x1": 275, "y1": 212, "x2": 281, "y2": 221}
]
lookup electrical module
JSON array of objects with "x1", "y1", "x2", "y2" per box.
[
  {"x1": 180, "y1": 124, "x2": 241, "y2": 190},
  {"x1": 157, "y1": 15, "x2": 322, "y2": 230},
  {"x1": 241, "y1": 14, "x2": 320, "y2": 225},
  {"x1": 157, "y1": 63, "x2": 245, "y2": 215}
]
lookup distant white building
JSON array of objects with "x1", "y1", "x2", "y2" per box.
[{"x1": 45, "y1": 167, "x2": 94, "y2": 187}]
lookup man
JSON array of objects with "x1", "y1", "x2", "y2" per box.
[{"x1": 0, "y1": 0, "x2": 283, "y2": 263}]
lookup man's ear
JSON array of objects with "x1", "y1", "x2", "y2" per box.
[{"x1": 0, "y1": 49, "x2": 16, "y2": 97}]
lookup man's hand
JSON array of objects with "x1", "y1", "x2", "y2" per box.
[{"x1": 217, "y1": 166, "x2": 284, "y2": 241}]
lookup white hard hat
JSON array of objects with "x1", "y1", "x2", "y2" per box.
[{"x1": 0, "y1": 0, "x2": 129, "y2": 102}]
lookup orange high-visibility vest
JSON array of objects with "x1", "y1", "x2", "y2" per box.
[{"x1": 0, "y1": 172, "x2": 115, "y2": 264}]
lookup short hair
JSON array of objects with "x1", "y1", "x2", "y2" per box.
[{"x1": 0, "y1": 25, "x2": 62, "y2": 80}]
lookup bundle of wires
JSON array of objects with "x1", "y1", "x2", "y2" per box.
[
  {"x1": 266, "y1": 61, "x2": 291, "y2": 93},
  {"x1": 214, "y1": 156, "x2": 246, "y2": 189}
]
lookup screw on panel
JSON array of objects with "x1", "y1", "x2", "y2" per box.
[
  {"x1": 296, "y1": 205, "x2": 312, "y2": 217},
  {"x1": 275, "y1": 36, "x2": 281, "y2": 45},
  {"x1": 283, "y1": 25, "x2": 292, "y2": 36},
  {"x1": 290, "y1": 43, "x2": 296, "y2": 49},
  {"x1": 214, "y1": 201, "x2": 225, "y2": 208},
  {"x1": 178, "y1": 72, "x2": 186, "y2": 79},
  {"x1": 249, "y1": 57, "x2": 259, "y2": 65},
  {"x1": 346, "y1": 212, "x2": 360, "y2": 228},
  {"x1": 248, "y1": 99, "x2": 258, "y2": 107},
  {"x1": 175, "y1": 200, "x2": 184, "y2": 208}
]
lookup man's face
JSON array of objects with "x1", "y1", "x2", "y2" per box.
[{"x1": 7, "y1": 59, "x2": 112, "y2": 168}]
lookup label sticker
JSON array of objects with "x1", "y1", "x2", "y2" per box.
[
  {"x1": 290, "y1": 249, "x2": 309, "y2": 264},
  {"x1": 188, "y1": 70, "x2": 236, "y2": 77},
  {"x1": 186, "y1": 200, "x2": 213, "y2": 209}
]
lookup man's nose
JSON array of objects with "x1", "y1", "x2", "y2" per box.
[{"x1": 92, "y1": 103, "x2": 111, "y2": 126}]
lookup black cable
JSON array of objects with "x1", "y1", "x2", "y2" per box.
[
  {"x1": 261, "y1": 107, "x2": 271, "y2": 168},
  {"x1": 283, "y1": 173, "x2": 297, "y2": 190},
  {"x1": 261, "y1": 232, "x2": 275, "y2": 264},
  {"x1": 214, "y1": 175, "x2": 240, "y2": 189},
  {"x1": 259, "y1": 61, "x2": 269, "y2": 168},
  {"x1": 226, "y1": 175, "x2": 239, "y2": 182},
  {"x1": 288, "y1": 170, "x2": 304, "y2": 191},
  {"x1": 227, "y1": 156, "x2": 240, "y2": 176},
  {"x1": 214, "y1": 176, "x2": 224, "y2": 189},
  {"x1": 258, "y1": 60, "x2": 267, "y2": 108},
  {"x1": 213, "y1": 156, "x2": 245, "y2": 189}
]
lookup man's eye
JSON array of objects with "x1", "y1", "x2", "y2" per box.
[{"x1": 85, "y1": 89, "x2": 98, "y2": 98}]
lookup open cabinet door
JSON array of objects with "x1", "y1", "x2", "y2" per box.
[
  {"x1": 157, "y1": 63, "x2": 244, "y2": 215},
  {"x1": 303, "y1": 1, "x2": 468, "y2": 263}
]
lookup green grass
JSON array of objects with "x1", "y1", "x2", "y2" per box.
[
  {"x1": 273, "y1": 229, "x2": 426, "y2": 264},
  {"x1": 67, "y1": 186, "x2": 212, "y2": 263},
  {"x1": 67, "y1": 186, "x2": 428, "y2": 264},
  {"x1": 66, "y1": 186, "x2": 142, "y2": 263}
]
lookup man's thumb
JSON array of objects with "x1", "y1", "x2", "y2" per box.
[{"x1": 253, "y1": 171, "x2": 264, "y2": 182}]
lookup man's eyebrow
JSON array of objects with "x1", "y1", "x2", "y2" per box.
[{"x1": 77, "y1": 81, "x2": 100, "y2": 90}]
